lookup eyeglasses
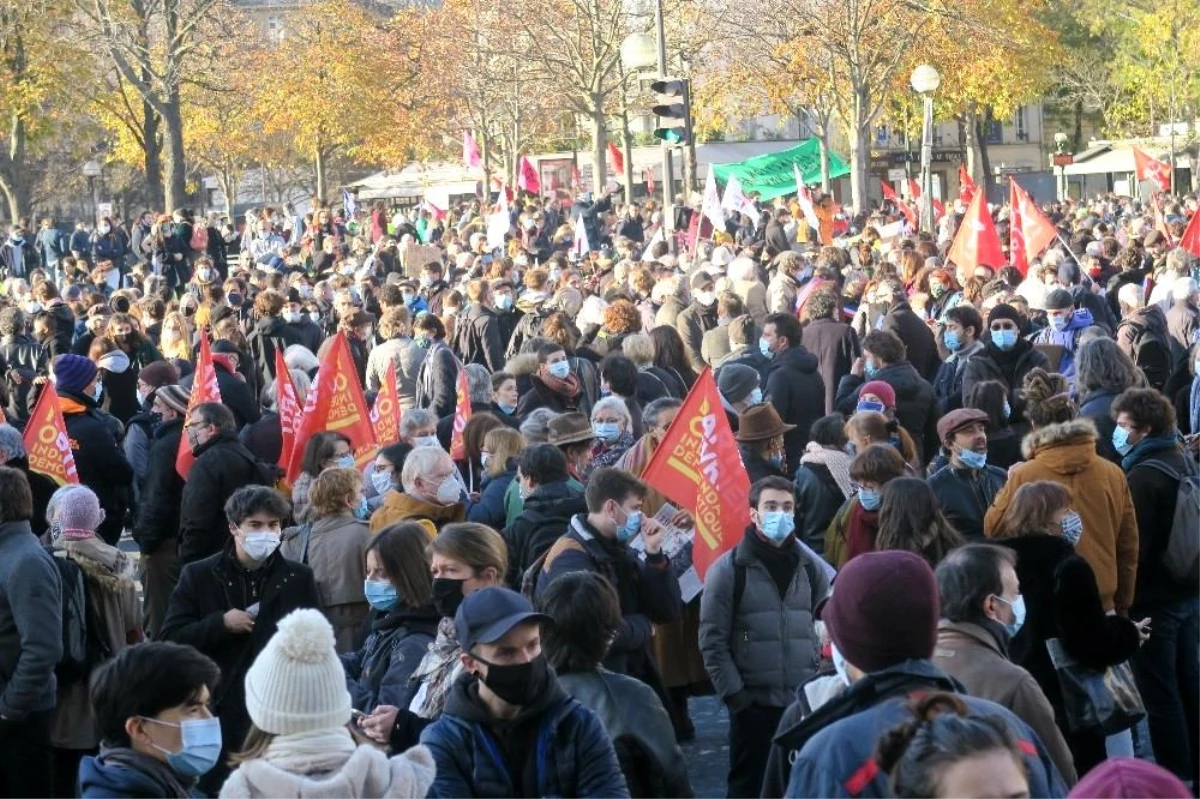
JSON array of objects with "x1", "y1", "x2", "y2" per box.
[{"x1": 184, "y1": 421, "x2": 210, "y2": 430}]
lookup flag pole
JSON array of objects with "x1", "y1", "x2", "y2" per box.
[{"x1": 1053, "y1": 233, "x2": 1083, "y2": 267}]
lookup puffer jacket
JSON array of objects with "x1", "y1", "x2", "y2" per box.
[
  {"x1": 984, "y1": 418, "x2": 1139, "y2": 613},
  {"x1": 454, "y1": 303, "x2": 506, "y2": 373},
  {"x1": 836, "y1": 361, "x2": 938, "y2": 463},
  {"x1": 342, "y1": 606, "x2": 440, "y2": 713},
  {"x1": 0, "y1": 333, "x2": 48, "y2": 422},
  {"x1": 699, "y1": 530, "x2": 830, "y2": 709},
  {"x1": 420, "y1": 670, "x2": 629, "y2": 799}
]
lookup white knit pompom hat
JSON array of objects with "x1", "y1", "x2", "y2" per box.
[{"x1": 243, "y1": 609, "x2": 352, "y2": 735}]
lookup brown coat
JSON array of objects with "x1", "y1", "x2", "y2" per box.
[
  {"x1": 932, "y1": 620, "x2": 1077, "y2": 786},
  {"x1": 984, "y1": 418, "x2": 1139, "y2": 613},
  {"x1": 369, "y1": 491, "x2": 464, "y2": 534},
  {"x1": 281, "y1": 514, "x2": 371, "y2": 653}
]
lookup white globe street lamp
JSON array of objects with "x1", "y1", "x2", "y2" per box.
[{"x1": 620, "y1": 33, "x2": 656, "y2": 71}]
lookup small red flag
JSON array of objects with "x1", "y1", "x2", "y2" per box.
[
  {"x1": 176, "y1": 336, "x2": 222, "y2": 478},
  {"x1": 285, "y1": 333, "x2": 376, "y2": 484},
  {"x1": 274, "y1": 347, "x2": 302, "y2": 469},
  {"x1": 370, "y1": 360, "x2": 403, "y2": 447},
  {"x1": 881, "y1": 181, "x2": 916, "y2": 228},
  {"x1": 958, "y1": 164, "x2": 977, "y2": 203},
  {"x1": 448, "y1": 367, "x2": 473, "y2": 461},
  {"x1": 462, "y1": 131, "x2": 482, "y2": 170},
  {"x1": 517, "y1": 156, "x2": 541, "y2": 195},
  {"x1": 644, "y1": 168, "x2": 655, "y2": 195},
  {"x1": 24, "y1": 382, "x2": 78, "y2": 485},
  {"x1": 1179, "y1": 211, "x2": 1200, "y2": 257},
  {"x1": 640, "y1": 368, "x2": 750, "y2": 580},
  {"x1": 607, "y1": 141, "x2": 624, "y2": 174},
  {"x1": 1133, "y1": 147, "x2": 1171, "y2": 192},
  {"x1": 1009, "y1": 178, "x2": 1057, "y2": 276},
  {"x1": 422, "y1": 197, "x2": 447, "y2": 222},
  {"x1": 908, "y1": 178, "x2": 945, "y2": 221},
  {"x1": 947, "y1": 189, "x2": 1005, "y2": 273}
]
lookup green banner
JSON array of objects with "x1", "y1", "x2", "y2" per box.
[{"x1": 711, "y1": 138, "x2": 849, "y2": 201}]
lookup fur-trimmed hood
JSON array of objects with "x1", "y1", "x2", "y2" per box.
[
  {"x1": 1021, "y1": 417, "x2": 1098, "y2": 474},
  {"x1": 53, "y1": 537, "x2": 136, "y2": 593},
  {"x1": 505, "y1": 351, "x2": 540, "y2": 378}
]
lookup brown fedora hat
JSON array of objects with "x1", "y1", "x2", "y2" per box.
[
  {"x1": 735, "y1": 403, "x2": 796, "y2": 442},
  {"x1": 547, "y1": 412, "x2": 595, "y2": 446}
]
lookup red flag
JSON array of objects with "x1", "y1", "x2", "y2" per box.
[
  {"x1": 607, "y1": 141, "x2": 624, "y2": 174},
  {"x1": 285, "y1": 333, "x2": 376, "y2": 484},
  {"x1": 370, "y1": 360, "x2": 403, "y2": 447},
  {"x1": 462, "y1": 131, "x2": 482, "y2": 170},
  {"x1": 958, "y1": 164, "x2": 977, "y2": 203},
  {"x1": 1180, "y1": 210, "x2": 1200, "y2": 257},
  {"x1": 422, "y1": 197, "x2": 447, "y2": 222},
  {"x1": 908, "y1": 178, "x2": 945, "y2": 220},
  {"x1": 517, "y1": 156, "x2": 541, "y2": 195},
  {"x1": 947, "y1": 189, "x2": 1005, "y2": 273},
  {"x1": 640, "y1": 368, "x2": 750, "y2": 580},
  {"x1": 448, "y1": 368, "x2": 473, "y2": 462},
  {"x1": 907, "y1": 178, "x2": 921, "y2": 201},
  {"x1": 1009, "y1": 178, "x2": 1057, "y2": 276},
  {"x1": 644, "y1": 168, "x2": 655, "y2": 194},
  {"x1": 24, "y1": 382, "x2": 78, "y2": 485},
  {"x1": 1133, "y1": 147, "x2": 1171, "y2": 192},
  {"x1": 274, "y1": 347, "x2": 302, "y2": 469},
  {"x1": 881, "y1": 181, "x2": 916, "y2": 228},
  {"x1": 176, "y1": 336, "x2": 222, "y2": 478}
]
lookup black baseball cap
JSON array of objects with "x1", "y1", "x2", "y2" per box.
[{"x1": 455, "y1": 587, "x2": 552, "y2": 653}]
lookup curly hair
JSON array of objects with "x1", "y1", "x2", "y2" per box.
[
  {"x1": 1021, "y1": 368, "x2": 1077, "y2": 427},
  {"x1": 602, "y1": 298, "x2": 642, "y2": 334},
  {"x1": 801, "y1": 287, "x2": 840, "y2": 323},
  {"x1": 1075, "y1": 338, "x2": 1143, "y2": 396},
  {"x1": 541, "y1": 311, "x2": 581, "y2": 350},
  {"x1": 862, "y1": 329, "x2": 907, "y2": 365},
  {"x1": 1111, "y1": 387, "x2": 1176, "y2": 436},
  {"x1": 308, "y1": 467, "x2": 361, "y2": 518}
]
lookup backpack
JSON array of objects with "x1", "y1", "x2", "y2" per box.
[
  {"x1": 47, "y1": 548, "x2": 112, "y2": 684},
  {"x1": 189, "y1": 225, "x2": 209, "y2": 251},
  {"x1": 1123, "y1": 319, "x2": 1173, "y2": 391},
  {"x1": 1138, "y1": 458, "x2": 1200, "y2": 585}
]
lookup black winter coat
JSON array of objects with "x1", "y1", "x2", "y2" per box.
[
  {"x1": 246, "y1": 315, "x2": 303, "y2": 398},
  {"x1": 926, "y1": 463, "x2": 1007, "y2": 542},
  {"x1": 454, "y1": 304, "x2": 506, "y2": 373},
  {"x1": 160, "y1": 545, "x2": 320, "y2": 792},
  {"x1": 343, "y1": 606, "x2": 440, "y2": 713},
  {"x1": 182, "y1": 361, "x2": 261, "y2": 430},
  {"x1": 60, "y1": 388, "x2": 132, "y2": 545},
  {"x1": 764, "y1": 346, "x2": 825, "y2": 475},
  {"x1": 1122, "y1": 440, "x2": 1196, "y2": 610},
  {"x1": 962, "y1": 340, "x2": 1049, "y2": 421},
  {"x1": 836, "y1": 362, "x2": 938, "y2": 464},
  {"x1": 415, "y1": 341, "x2": 458, "y2": 418},
  {"x1": 502, "y1": 480, "x2": 588, "y2": 586},
  {"x1": 0, "y1": 334, "x2": 47, "y2": 422},
  {"x1": 801, "y1": 318, "x2": 859, "y2": 415},
  {"x1": 178, "y1": 435, "x2": 273, "y2": 564},
  {"x1": 134, "y1": 418, "x2": 185, "y2": 555},
  {"x1": 881, "y1": 301, "x2": 940, "y2": 381},
  {"x1": 238, "y1": 411, "x2": 282, "y2": 465}
]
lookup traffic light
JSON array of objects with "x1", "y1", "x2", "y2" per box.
[{"x1": 650, "y1": 79, "x2": 692, "y2": 147}]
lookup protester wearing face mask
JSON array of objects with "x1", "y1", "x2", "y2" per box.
[
  {"x1": 370, "y1": 446, "x2": 465, "y2": 533},
  {"x1": 79, "y1": 642, "x2": 223, "y2": 799},
  {"x1": 177, "y1": 402, "x2": 275, "y2": 564},
  {"x1": 536, "y1": 468, "x2": 682, "y2": 697},
  {"x1": 1031, "y1": 288, "x2": 1094, "y2": 390},
  {"x1": 290, "y1": 432, "x2": 354, "y2": 524},
  {"x1": 927, "y1": 408, "x2": 1008, "y2": 542},
  {"x1": 990, "y1": 480, "x2": 1146, "y2": 776},
  {"x1": 962, "y1": 303, "x2": 1049, "y2": 424},
  {"x1": 676, "y1": 270, "x2": 720, "y2": 374},
  {"x1": 824, "y1": 443, "x2": 908, "y2": 569},
  {"x1": 53, "y1": 353, "x2": 134, "y2": 546},
  {"x1": 517, "y1": 342, "x2": 584, "y2": 416},
  {"x1": 587, "y1": 396, "x2": 635, "y2": 478},
  {"x1": 0, "y1": 305, "x2": 49, "y2": 424},
  {"x1": 160, "y1": 485, "x2": 321, "y2": 793},
  {"x1": 933, "y1": 544, "x2": 1078, "y2": 785},
  {"x1": 280, "y1": 468, "x2": 372, "y2": 653},
  {"x1": 736, "y1": 403, "x2": 793, "y2": 486},
  {"x1": 699, "y1": 476, "x2": 831, "y2": 798}
]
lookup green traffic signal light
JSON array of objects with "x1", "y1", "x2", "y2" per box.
[{"x1": 654, "y1": 128, "x2": 686, "y2": 145}]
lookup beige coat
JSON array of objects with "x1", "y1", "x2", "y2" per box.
[
  {"x1": 50, "y1": 537, "x2": 141, "y2": 749},
  {"x1": 933, "y1": 620, "x2": 1077, "y2": 785},
  {"x1": 282, "y1": 515, "x2": 371, "y2": 653}
]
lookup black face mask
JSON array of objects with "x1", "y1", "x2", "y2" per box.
[
  {"x1": 431, "y1": 577, "x2": 466, "y2": 618},
  {"x1": 474, "y1": 653, "x2": 547, "y2": 707}
]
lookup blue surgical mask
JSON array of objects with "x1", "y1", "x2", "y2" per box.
[
  {"x1": 759, "y1": 336, "x2": 772, "y2": 357},
  {"x1": 991, "y1": 329, "x2": 1018, "y2": 350},
  {"x1": 1112, "y1": 425, "x2": 1132, "y2": 455},
  {"x1": 548, "y1": 360, "x2": 571, "y2": 379},
  {"x1": 858, "y1": 488, "x2": 881, "y2": 511},
  {"x1": 864, "y1": 360, "x2": 880, "y2": 378},
  {"x1": 334, "y1": 453, "x2": 356, "y2": 469},
  {"x1": 943, "y1": 329, "x2": 962, "y2": 352},
  {"x1": 1049, "y1": 314, "x2": 1069, "y2": 332},
  {"x1": 1003, "y1": 400, "x2": 1012, "y2": 420},
  {"x1": 497, "y1": 401, "x2": 517, "y2": 415},
  {"x1": 593, "y1": 421, "x2": 620, "y2": 441},
  {"x1": 749, "y1": 387, "x2": 763, "y2": 405},
  {"x1": 1060, "y1": 510, "x2": 1083, "y2": 546},
  {"x1": 364, "y1": 579, "x2": 399, "y2": 611},
  {"x1": 141, "y1": 716, "x2": 222, "y2": 778},
  {"x1": 616, "y1": 508, "x2": 642, "y2": 542},
  {"x1": 353, "y1": 496, "x2": 371, "y2": 520},
  {"x1": 994, "y1": 594, "x2": 1026, "y2": 637},
  {"x1": 758, "y1": 510, "x2": 794, "y2": 544},
  {"x1": 370, "y1": 469, "x2": 393, "y2": 496},
  {"x1": 856, "y1": 400, "x2": 886, "y2": 415},
  {"x1": 957, "y1": 447, "x2": 988, "y2": 470},
  {"x1": 495, "y1": 293, "x2": 513, "y2": 310},
  {"x1": 767, "y1": 450, "x2": 784, "y2": 468}
]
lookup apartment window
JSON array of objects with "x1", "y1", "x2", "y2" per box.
[
  {"x1": 985, "y1": 120, "x2": 1003, "y2": 145},
  {"x1": 1016, "y1": 106, "x2": 1028, "y2": 141}
]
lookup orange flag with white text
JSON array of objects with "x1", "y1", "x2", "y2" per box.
[
  {"x1": 275, "y1": 347, "x2": 302, "y2": 469},
  {"x1": 176, "y1": 335, "x2": 222, "y2": 479},
  {"x1": 370, "y1": 360, "x2": 403, "y2": 447},
  {"x1": 640, "y1": 368, "x2": 750, "y2": 580},
  {"x1": 448, "y1": 368, "x2": 473, "y2": 461},
  {"x1": 286, "y1": 333, "x2": 376, "y2": 484},
  {"x1": 24, "y1": 382, "x2": 78, "y2": 485}
]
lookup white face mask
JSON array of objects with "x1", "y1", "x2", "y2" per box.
[
  {"x1": 435, "y1": 476, "x2": 461, "y2": 505},
  {"x1": 413, "y1": 435, "x2": 440, "y2": 449},
  {"x1": 240, "y1": 531, "x2": 280, "y2": 561}
]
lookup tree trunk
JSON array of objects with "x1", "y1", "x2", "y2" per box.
[
  {"x1": 142, "y1": 95, "x2": 164, "y2": 211},
  {"x1": 2, "y1": 110, "x2": 29, "y2": 223},
  {"x1": 160, "y1": 86, "x2": 186, "y2": 211},
  {"x1": 590, "y1": 101, "x2": 607, "y2": 194},
  {"x1": 314, "y1": 148, "x2": 327, "y2": 201},
  {"x1": 848, "y1": 85, "x2": 871, "y2": 213},
  {"x1": 972, "y1": 109, "x2": 993, "y2": 195},
  {"x1": 1072, "y1": 100, "x2": 1083, "y2": 152}
]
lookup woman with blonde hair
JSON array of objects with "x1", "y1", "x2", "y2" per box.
[
  {"x1": 845, "y1": 410, "x2": 919, "y2": 470},
  {"x1": 465, "y1": 427, "x2": 524, "y2": 528},
  {"x1": 158, "y1": 310, "x2": 193, "y2": 362}
]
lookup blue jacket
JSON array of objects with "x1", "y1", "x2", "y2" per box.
[
  {"x1": 466, "y1": 467, "x2": 516, "y2": 528},
  {"x1": 78, "y1": 749, "x2": 204, "y2": 798},
  {"x1": 342, "y1": 606, "x2": 440, "y2": 712},
  {"x1": 781, "y1": 659, "x2": 1068, "y2": 798},
  {"x1": 421, "y1": 671, "x2": 629, "y2": 798},
  {"x1": 36, "y1": 227, "x2": 69, "y2": 267}
]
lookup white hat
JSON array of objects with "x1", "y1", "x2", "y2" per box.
[{"x1": 243, "y1": 609, "x2": 351, "y2": 735}]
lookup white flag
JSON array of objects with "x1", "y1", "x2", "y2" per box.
[
  {"x1": 721, "y1": 173, "x2": 757, "y2": 219},
  {"x1": 573, "y1": 213, "x2": 590, "y2": 257},
  {"x1": 641, "y1": 226, "x2": 664, "y2": 261},
  {"x1": 702, "y1": 164, "x2": 726, "y2": 233},
  {"x1": 793, "y1": 163, "x2": 821, "y2": 231}
]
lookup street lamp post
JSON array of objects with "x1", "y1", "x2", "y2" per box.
[
  {"x1": 1053, "y1": 132, "x2": 1070, "y2": 201},
  {"x1": 911, "y1": 65, "x2": 940, "y2": 234},
  {"x1": 82, "y1": 160, "x2": 103, "y2": 225},
  {"x1": 622, "y1": 16, "x2": 675, "y2": 245}
]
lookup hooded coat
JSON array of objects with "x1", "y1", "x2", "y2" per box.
[
  {"x1": 764, "y1": 345, "x2": 826, "y2": 474},
  {"x1": 983, "y1": 418, "x2": 1139, "y2": 613}
]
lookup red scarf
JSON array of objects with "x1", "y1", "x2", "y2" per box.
[
  {"x1": 539, "y1": 369, "x2": 581, "y2": 400},
  {"x1": 843, "y1": 499, "x2": 880, "y2": 564}
]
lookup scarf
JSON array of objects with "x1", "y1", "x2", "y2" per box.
[
  {"x1": 7, "y1": 237, "x2": 25, "y2": 275},
  {"x1": 800, "y1": 442, "x2": 855, "y2": 499},
  {"x1": 411, "y1": 617, "x2": 461, "y2": 719},
  {"x1": 538, "y1": 369, "x2": 581, "y2": 400},
  {"x1": 97, "y1": 746, "x2": 193, "y2": 798},
  {"x1": 260, "y1": 728, "x2": 357, "y2": 774},
  {"x1": 589, "y1": 431, "x2": 635, "y2": 473},
  {"x1": 1120, "y1": 433, "x2": 1183, "y2": 472},
  {"x1": 843, "y1": 499, "x2": 880, "y2": 564},
  {"x1": 743, "y1": 526, "x2": 801, "y2": 598},
  {"x1": 1191, "y1": 375, "x2": 1200, "y2": 436}
]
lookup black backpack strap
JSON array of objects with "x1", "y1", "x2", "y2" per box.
[{"x1": 732, "y1": 561, "x2": 746, "y2": 618}]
